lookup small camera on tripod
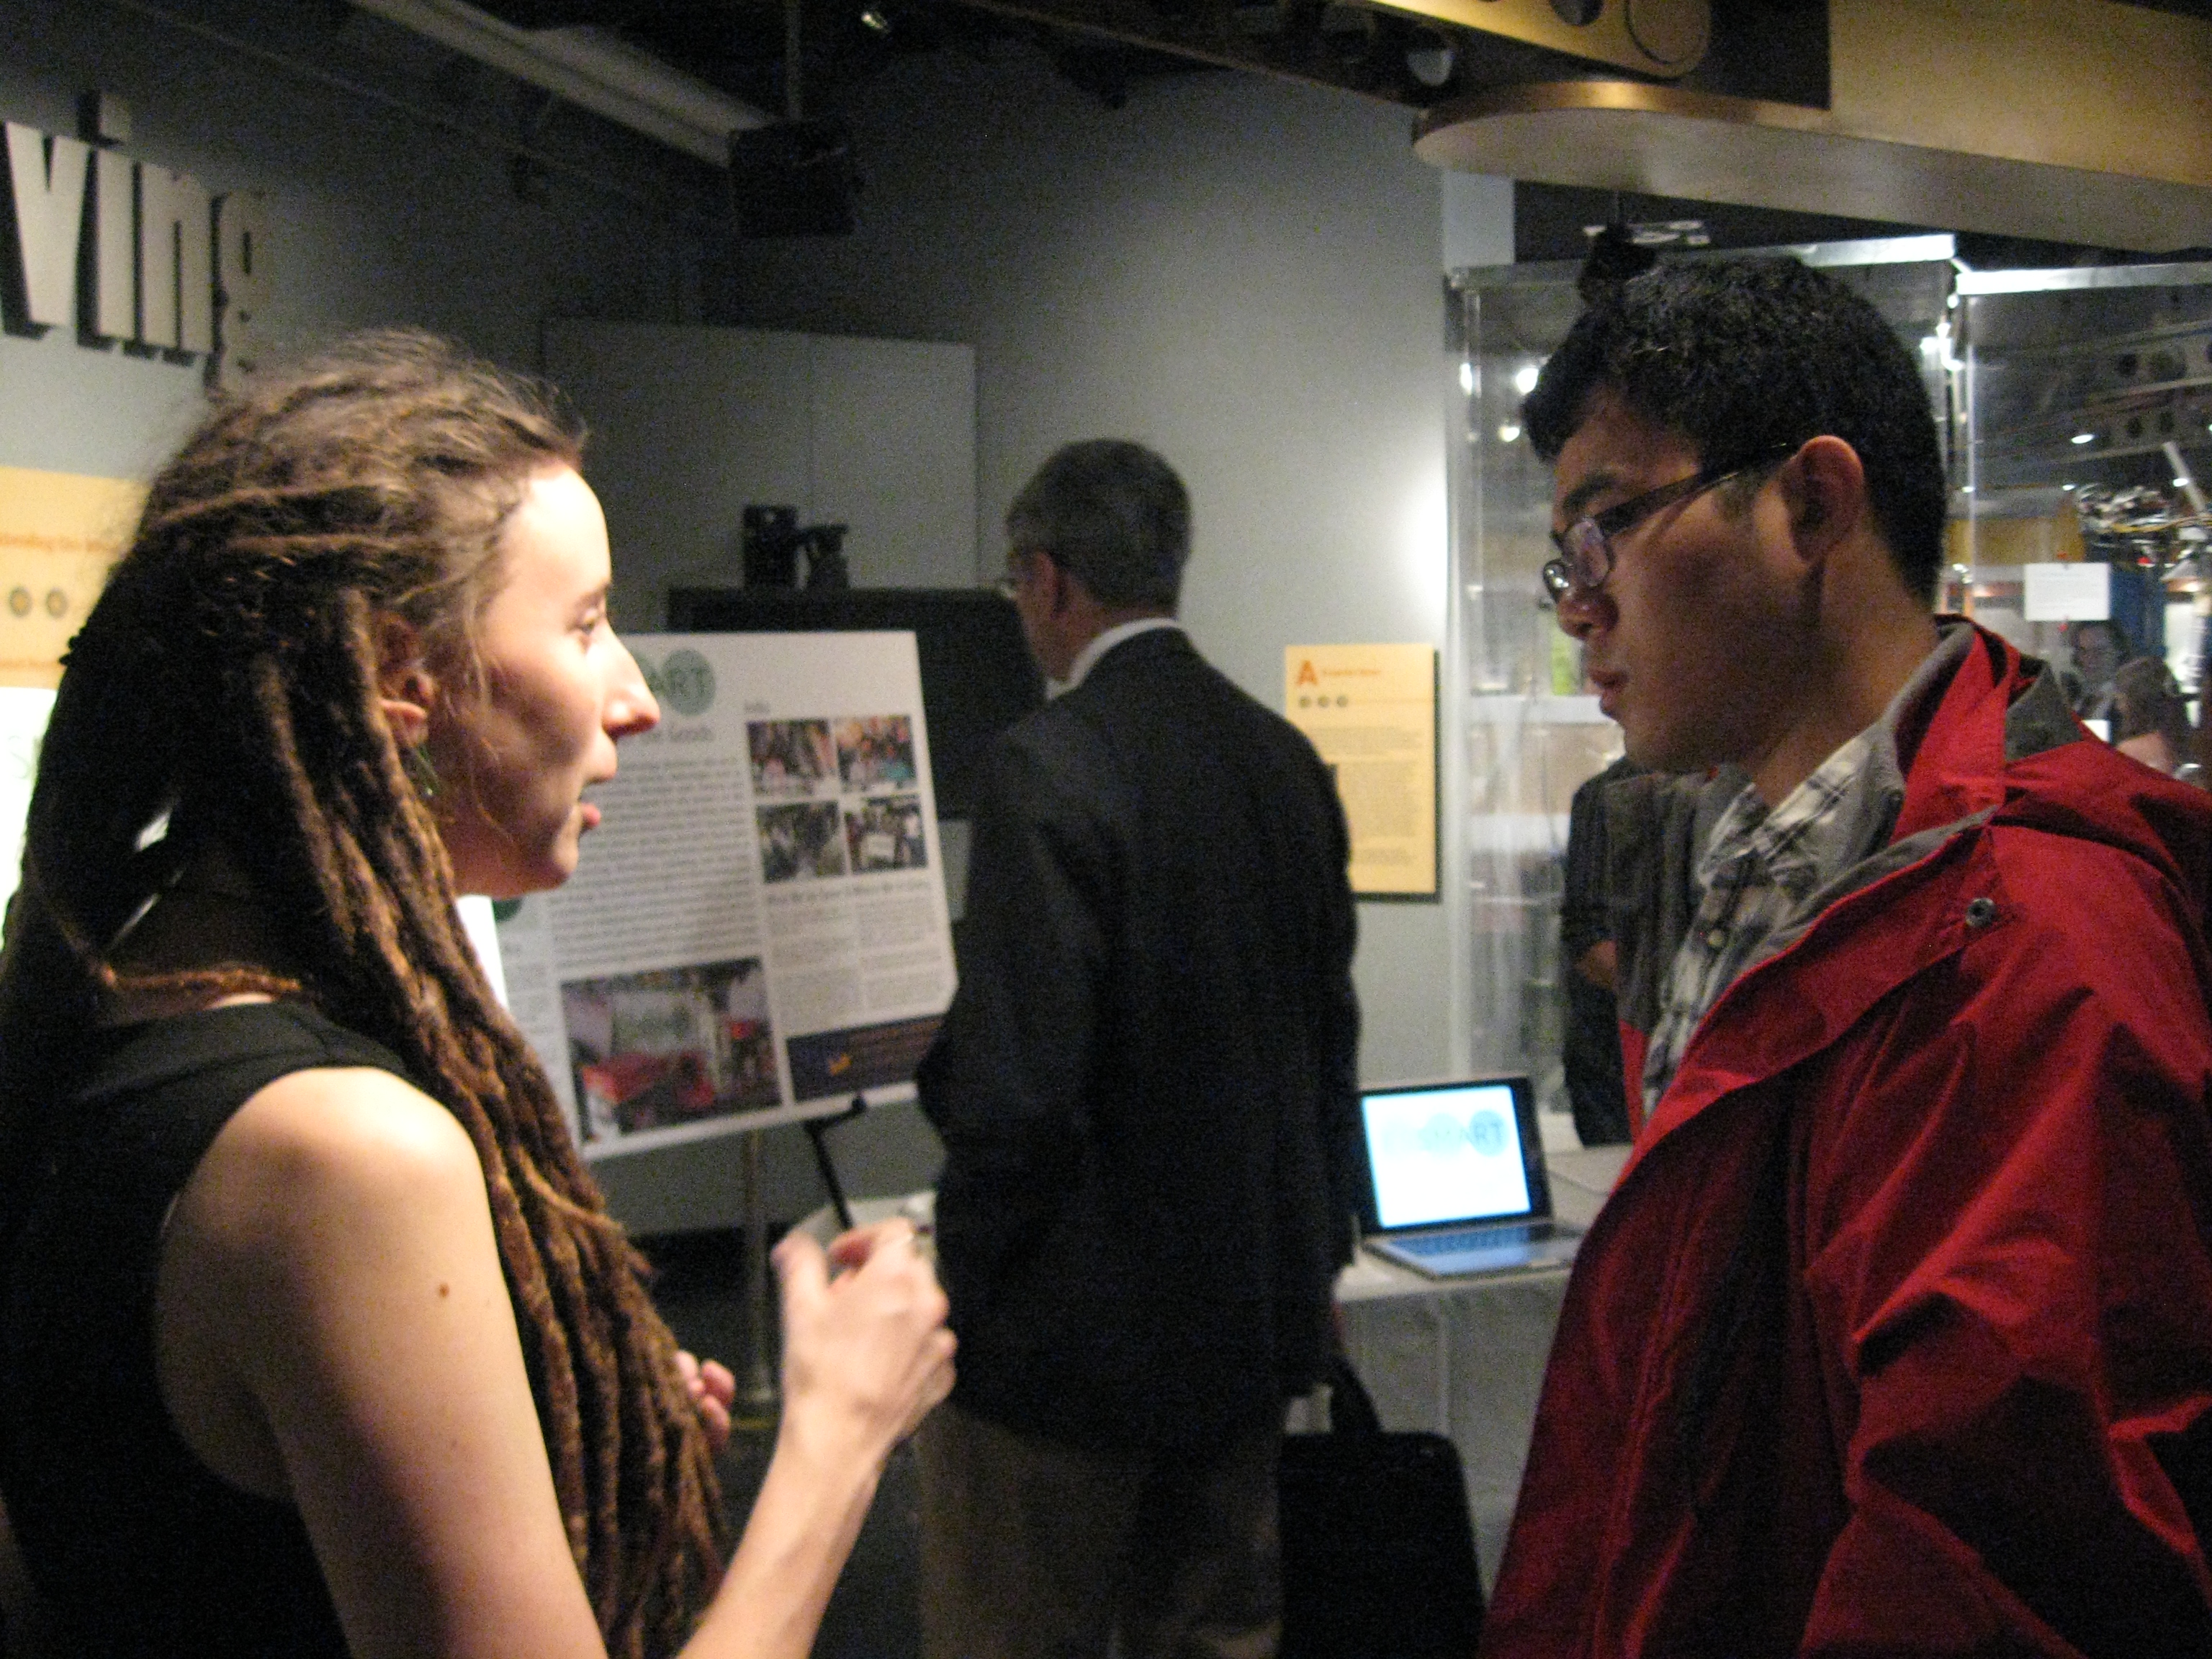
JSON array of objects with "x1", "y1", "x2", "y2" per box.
[{"x1": 742, "y1": 504, "x2": 851, "y2": 590}]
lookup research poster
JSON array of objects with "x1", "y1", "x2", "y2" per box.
[
  {"x1": 496, "y1": 632, "x2": 956, "y2": 1158},
  {"x1": 1285, "y1": 643, "x2": 1439, "y2": 899}
]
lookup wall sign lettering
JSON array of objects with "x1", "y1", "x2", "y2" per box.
[{"x1": 2, "y1": 119, "x2": 268, "y2": 385}]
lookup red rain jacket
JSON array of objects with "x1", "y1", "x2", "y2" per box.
[{"x1": 1485, "y1": 626, "x2": 2212, "y2": 1658}]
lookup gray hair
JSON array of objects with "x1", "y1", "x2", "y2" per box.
[{"x1": 1006, "y1": 439, "x2": 1190, "y2": 609}]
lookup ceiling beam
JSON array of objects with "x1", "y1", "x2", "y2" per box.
[{"x1": 1416, "y1": 0, "x2": 2212, "y2": 251}]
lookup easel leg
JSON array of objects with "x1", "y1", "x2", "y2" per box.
[{"x1": 739, "y1": 1127, "x2": 777, "y2": 1416}]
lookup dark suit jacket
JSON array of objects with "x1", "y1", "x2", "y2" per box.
[
  {"x1": 1560, "y1": 756, "x2": 1639, "y2": 1147},
  {"x1": 919, "y1": 626, "x2": 1361, "y2": 1451}
]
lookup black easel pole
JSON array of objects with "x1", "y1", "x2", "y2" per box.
[{"x1": 802, "y1": 1095, "x2": 870, "y2": 1231}]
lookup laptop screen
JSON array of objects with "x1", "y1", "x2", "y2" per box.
[{"x1": 1358, "y1": 1077, "x2": 1547, "y2": 1232}]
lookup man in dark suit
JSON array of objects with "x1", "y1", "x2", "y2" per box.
[{"x1": 915, "y1": 440, "x2": 1362, "y2": 1659}]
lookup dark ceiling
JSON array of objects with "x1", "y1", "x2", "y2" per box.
[
  {"x1": 454, "y1": 0, "x2": 2212, "y2": 125},
  {"x1": 441, "y1": 0, "x2": 2212, "y2": 264},
  {"x1": 458, "y1": 0, "x2": 1830, "y2": 122}
]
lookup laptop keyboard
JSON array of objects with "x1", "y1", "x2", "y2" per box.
[{"x1": 1396, "y1": 1221, "x2": 1553, "y2": 1256}]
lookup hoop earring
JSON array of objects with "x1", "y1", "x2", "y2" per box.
[{"x1": 405, "y1": 742, "x2": 440, "y2": 803}]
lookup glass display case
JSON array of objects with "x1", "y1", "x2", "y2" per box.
[
  {"x1": 1444, "y1": 235, "x2": 1955, "y2": 1112},
  {"x1": 1448, "y1": 240, "x2": 2212, "y2": 1124},
  {"x1": 1948, "y1": 262, "x2": 2212, "y2": 713}
]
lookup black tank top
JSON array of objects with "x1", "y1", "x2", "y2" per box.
[{"x1": 1, "y1": 1002, "x2": 414, "y2": 1658}]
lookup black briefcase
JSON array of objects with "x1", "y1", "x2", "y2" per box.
[{"x1": 1278, "y1": 1352, "x2": 1485, "y2": 1658}]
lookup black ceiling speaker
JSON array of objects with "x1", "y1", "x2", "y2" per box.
[{"x1": 730, "y1": 119, "x2": 860, "y2": 236}]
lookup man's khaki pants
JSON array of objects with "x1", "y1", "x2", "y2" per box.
[{"x1": 915, "y1": 1398, "x2": 1282, "y2": 1659}]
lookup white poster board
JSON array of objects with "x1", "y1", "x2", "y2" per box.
[
  {"x1": 495, "y1": 633, "x2": 954, "y2": 1159},
  {"x1": 2023, "y1": 561, "x2": 2111, "y2": 622}
]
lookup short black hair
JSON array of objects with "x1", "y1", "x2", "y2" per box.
[
  {"x1": 1006, "y1": 439, "x2": 1190, "y2": 610},
  {"x1": 1524, "y1": 258, "x2": 1948, "y2": 603}
]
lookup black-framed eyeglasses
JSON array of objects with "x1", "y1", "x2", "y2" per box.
[{"x1": 1540, "y1": 446, "x2": 1794, "y2": 602}]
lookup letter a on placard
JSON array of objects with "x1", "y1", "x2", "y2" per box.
[{"x1": 3, "y1": 124, "x2": 91, "y2": 330}]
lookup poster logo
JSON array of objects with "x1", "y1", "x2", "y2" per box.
[
  {"x1": 1294, "y1": 659, "x2": 1320, "y2": 688},
  {"x1": 648, "y1": 648, "x2": 716, "y2": 717}
]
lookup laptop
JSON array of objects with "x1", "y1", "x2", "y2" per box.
[{"x1": 1356, "y1": 1076, "x2": 1582, "y2": 1278}]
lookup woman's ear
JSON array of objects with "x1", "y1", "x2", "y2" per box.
[{"x1": 372, "y1": 615, "x2": 437, "y2": 747}]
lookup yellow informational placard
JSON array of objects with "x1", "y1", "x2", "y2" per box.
[
  {"x1": 0, "y1": 465, "x2": 143, "y2": 689},
  {"x1": 0, "y1": 686, "x2": 56, "y2": 914},
  {"x1": 1285, "y1": 643, "x2": 1437, "y2": 899}
]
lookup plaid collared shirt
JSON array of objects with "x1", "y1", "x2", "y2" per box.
[{"x1": 1641, "y1": 733, "x2": 1876, "y2": 1112}]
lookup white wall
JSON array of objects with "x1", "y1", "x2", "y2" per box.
[
  {"x1": 542, "y1": 320, "x2": 977, "y2": 616},
  {"x1": 710, "y1": 43, "x2": 1493, "y2": 1092}
]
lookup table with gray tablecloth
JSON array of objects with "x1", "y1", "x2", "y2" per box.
[{"x1": 1330, "y1": 1144, "x2": 1628, "y2": 1588}]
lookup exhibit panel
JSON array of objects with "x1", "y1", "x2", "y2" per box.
[{"x1": 495, "y1": 631, "x2": 958, "y2": 1155}]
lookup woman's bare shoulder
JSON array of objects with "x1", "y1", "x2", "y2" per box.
[
  {"x1": 165, "y1": 1061, "x2": 493, "y2": 1371},
  {"x1": 191, "y1": 1065, "x2": 479, "y2": 1228},
  {"x1": 159, "y1": 1063, "x2": 608, "y2": 1659}
]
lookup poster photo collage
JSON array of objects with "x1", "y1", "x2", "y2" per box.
[{"x1": 747, "y1": 714, "x2": 928, "y2": 882}]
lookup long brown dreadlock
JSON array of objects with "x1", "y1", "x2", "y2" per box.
[{"x1": 0, "y1": 330, "x2": 727, "y2": 1658}]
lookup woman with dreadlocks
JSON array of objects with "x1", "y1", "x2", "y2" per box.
[{"x1": 0, "y1": 330, "x2": 955, "y2": 1659}]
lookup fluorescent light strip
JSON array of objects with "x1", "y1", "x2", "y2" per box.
[{"x1": 353, "y1": 0, "x2": 765, "y2": 166}]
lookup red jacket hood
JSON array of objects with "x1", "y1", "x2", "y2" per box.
[{"x1": 1900, "y1": 623, "x2": 2212, "y2": 914}]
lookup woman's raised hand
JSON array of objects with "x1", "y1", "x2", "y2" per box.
[
  {"x1": 691, "y1": 1219, "x2": 954, "y2": 1658},
  {"x1": 772, "y1": 1219, "x2": 956, "y2": 1458}
]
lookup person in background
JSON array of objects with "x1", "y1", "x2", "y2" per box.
[
  {"x1": 2064, "y1": 616, "x2": 2133, "y2": 723},
  {"x1": 0, "y1": 331, "x2": 954, "y2": 1659},
  {"x1": 2108, "y1": 654, "x2": 2202, "y2": 783},
  {"x1": 1557, "y1": 753, "x2": 1640, "y2": 1147},
  {"x1": 916, "y1": 440, "x2": 1361, "y2": 1659},
  {"x1": 1487, "y1": 257, "x2": 2212, "y2": 1655}
]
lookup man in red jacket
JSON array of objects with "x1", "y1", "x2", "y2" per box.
[{"x1": 1490, "y1": 256, "x2": 2212, "y2": 1657}]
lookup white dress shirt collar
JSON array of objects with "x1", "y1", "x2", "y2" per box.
[{"x1": 1055, "y1": 616, "x2": 1184, "y2": 695}]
